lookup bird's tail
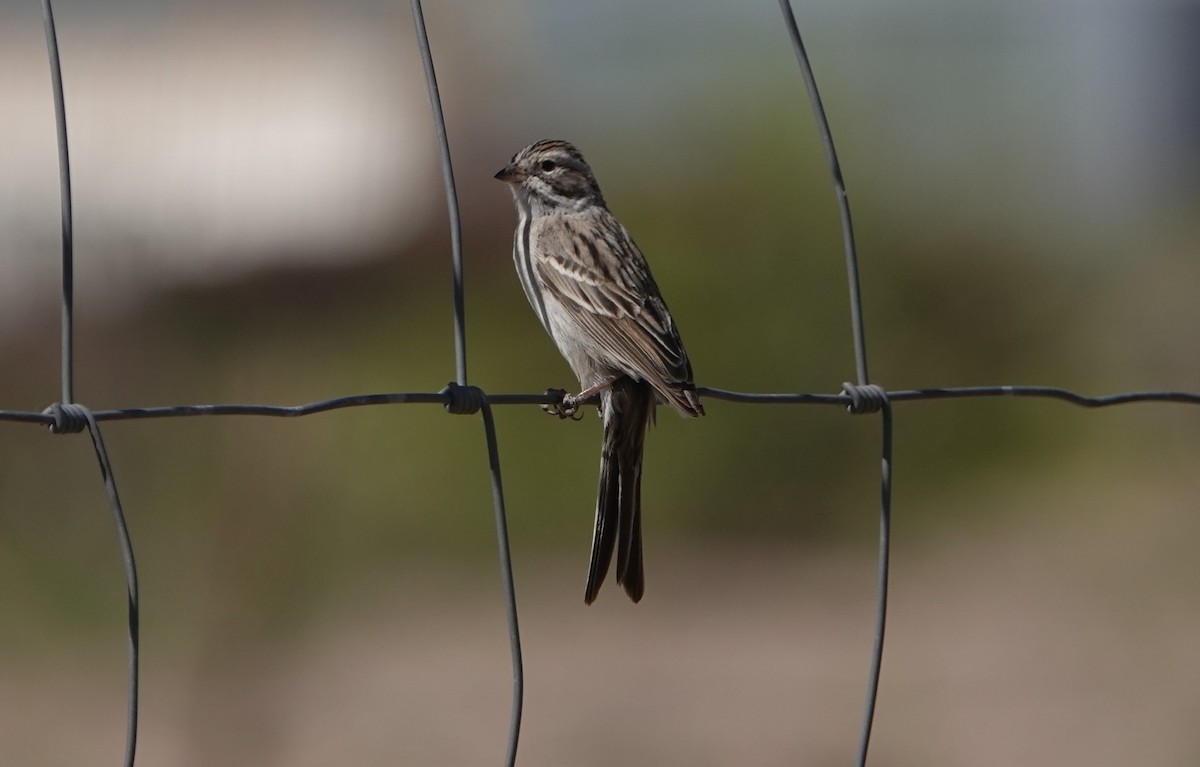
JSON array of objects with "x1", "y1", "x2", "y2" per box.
[{"x1": 585, "y1": 377, "x2": 654, "y2": 604}]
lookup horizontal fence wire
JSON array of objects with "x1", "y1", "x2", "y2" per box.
[
  {"x1": 4, "y1": 385, "x2": 1199, "y2": 428},
  {"x1": 9, "y1": 2, "x2": 1199, "y2": 767}
]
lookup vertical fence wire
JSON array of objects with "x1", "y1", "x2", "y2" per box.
[
  {"x1": 778, "y1": 2, "x2": 891, "y2": 764},
  {"x1": 83, "y1": 408, "x2": 141, "y2": 767},
  {"x1": 410, "y1": 0, "x2": 469, "y2": 387},
  {"x1": 38, "y1": 4, "x2": 140, "y2": 766},
  {"x1": 480, "y1": 404, "x2": 524, "y2": 767},
  {"x1": 39, "y1": 0, "x2": 74, "y2": 405},
  {"x1": 410, "y1": 3, "x2": 524, "y2": 764},
  {"x1": 858, "y1": 401, "x2": 891, "y2": 765},
  {"x1": 776, "y1": 0, "x2": 868, "y2": 387}
]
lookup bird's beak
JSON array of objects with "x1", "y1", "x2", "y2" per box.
[{"x1": 494, "y1": 164, "x2": 523, "y2": 183}]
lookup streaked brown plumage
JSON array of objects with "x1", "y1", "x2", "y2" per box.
[{"x1": 495, "y1": 139, "x2": 703, "y2": 603}]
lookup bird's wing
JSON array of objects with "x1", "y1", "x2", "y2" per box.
[{"x1": 532, "y1": 211, "x2": 699, "y2": 411}]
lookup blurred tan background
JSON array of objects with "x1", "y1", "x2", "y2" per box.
[{"x1": 1, "y1": 1, "x2": 1199, "y2": 765}]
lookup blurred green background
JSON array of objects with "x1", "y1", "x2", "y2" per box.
[{"x1": 1, "y1": 1, "x2": 1199, "y2": 765}]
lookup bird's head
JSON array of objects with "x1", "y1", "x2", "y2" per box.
[{"x1": 495, "y1": 139, "x2": 606, "y2": 213}]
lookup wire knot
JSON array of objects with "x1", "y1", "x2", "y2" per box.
[
  {"x1": 43, "y1": 402, "x2": 90, "y2": 434},
  {"x1": 441, "y1": 383, "x2": 486, "y2": 415},
  {"x1": 842, "y1": 383, "x2": 888, "y2": 414}
]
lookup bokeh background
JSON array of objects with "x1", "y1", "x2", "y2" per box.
[{"x1": 2, "y1": 1, "x2": 1199, "y2": 765}]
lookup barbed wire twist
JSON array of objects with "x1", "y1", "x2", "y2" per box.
[{"x1": 5, "y1": 2, "x2": 1197, "y2": 766}]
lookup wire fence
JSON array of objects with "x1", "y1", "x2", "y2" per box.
[{"x1": 5, "y1": 1, "x2": 1198, "y2": 766}]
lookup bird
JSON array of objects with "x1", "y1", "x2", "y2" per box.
[{"x1": 494, "y1": 139, "x2": 703, "y2": 603}]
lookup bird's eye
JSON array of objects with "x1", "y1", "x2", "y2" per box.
[{"x1": 540, "y1": 159, "x2": 557, "y2": 172}]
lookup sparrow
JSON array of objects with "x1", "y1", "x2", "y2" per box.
[{"x1": 495, "y1": 139, "x2": 703, "y2": 603}]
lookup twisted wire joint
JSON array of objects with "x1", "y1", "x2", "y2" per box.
[
  {"x1": 441, "y1": 383, "x2": 486, "y2": 415},
  {"x1": 43, "y1": 401, "x2": 89, "y2": 433},
  {"x1": 842, "y1": 383, "x2": 888, "y2": 414}
]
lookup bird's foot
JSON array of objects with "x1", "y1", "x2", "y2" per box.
[
  {"x1": 541, "y1": 389, "x2": 584, "y2": 420},
  {"x1": 542, "y1": 377, "x2": 620, "y2": 420}
]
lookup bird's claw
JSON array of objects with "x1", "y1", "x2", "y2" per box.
[
  {"x1": 559, "y1": 394, "x2": 586, "y2": 420},
  {"x1": 541, "y1": 389, "x2": 585, "y2": 420}
]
